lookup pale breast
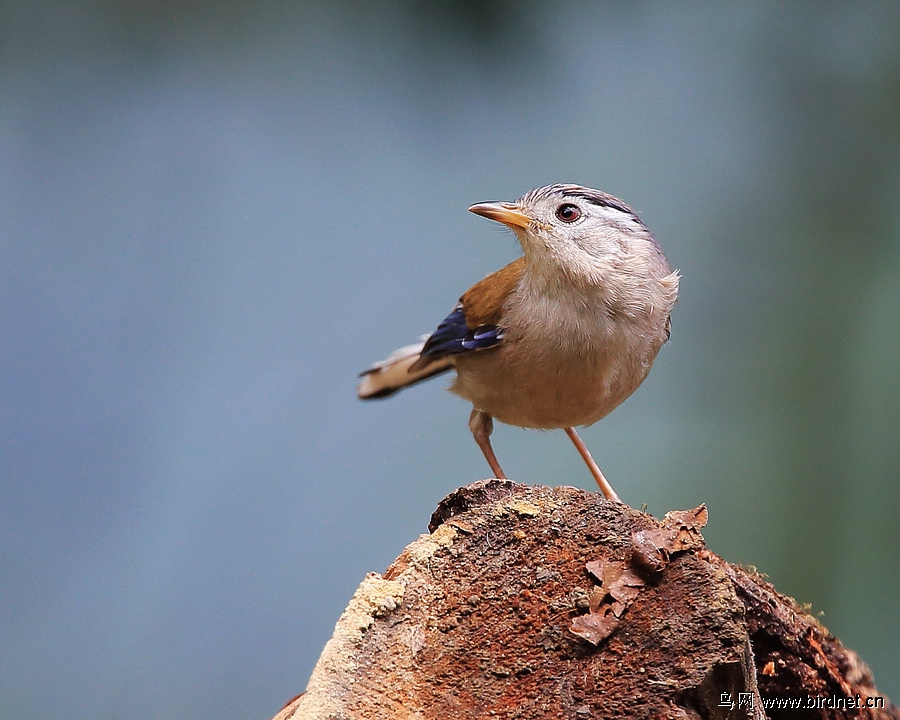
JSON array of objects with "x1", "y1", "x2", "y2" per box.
[{"x1": 451, "y1": 290, "x2": 668, "y2": 429}]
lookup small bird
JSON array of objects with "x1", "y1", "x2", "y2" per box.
[{"x1": 358, "y1": 184, "x2": 679, "y2": 503}]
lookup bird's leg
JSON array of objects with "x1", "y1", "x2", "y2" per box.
[
  {"x1": 469, "y1": 409, "x2": 507, "y2": 479},
  {"x1": 564, "y1": 427, "x2": 622, "y2": 503}
]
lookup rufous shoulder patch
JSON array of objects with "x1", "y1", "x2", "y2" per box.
[{"x1": 460, "y1": 257, "x2": 526, "y2": 329}]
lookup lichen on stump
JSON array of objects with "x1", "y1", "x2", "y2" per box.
[{"x1": 275, "y1": 480, "x2": 897, "y2": 720}]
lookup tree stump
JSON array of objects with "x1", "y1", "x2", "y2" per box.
[{"x1": 273, "y1": 480, "x2": 897, "y2": 720}]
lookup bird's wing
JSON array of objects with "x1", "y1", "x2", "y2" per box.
[{"x1": 409, "y1": 257, "x2": 526, "y2": 373}]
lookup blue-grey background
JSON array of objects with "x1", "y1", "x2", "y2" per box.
[{"x1": 2, "y1": 2, "x2": 898, "y2": 718}]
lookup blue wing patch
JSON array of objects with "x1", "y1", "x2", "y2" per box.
[{"x1": 418, "y1": 304, "x2": 504, "y2": 361}]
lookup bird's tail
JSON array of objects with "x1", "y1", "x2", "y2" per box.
[{"x1": 357, "y1": 339, "x2": 452, "y2": 399}]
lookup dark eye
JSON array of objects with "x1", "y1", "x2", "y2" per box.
[{"x1": 555, "y1": 203, "x2": 581, "y2": 223}]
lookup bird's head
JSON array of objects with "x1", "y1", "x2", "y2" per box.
[{"x1": 468, "y1": 183, "x2": 670, "y2": 290}]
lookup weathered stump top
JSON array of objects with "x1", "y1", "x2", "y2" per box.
[{"x1": 275, "y1": 481, "x2": 896, "y2": 720}]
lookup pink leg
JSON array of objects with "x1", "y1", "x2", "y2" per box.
[
  {"x1": 564, "y1": 427, "x2": 622, "y2": 503},
  {"x1": 469, "y1": 409, "x2": 507, "y2": 479}
]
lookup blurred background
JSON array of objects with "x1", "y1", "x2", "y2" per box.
[{"x1": 2, "y1": 1, "x2": 898, "y2": 717}]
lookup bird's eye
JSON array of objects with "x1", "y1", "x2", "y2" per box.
[{"x1": 555, "y1": 203, "x2": 581, "y2": 223}]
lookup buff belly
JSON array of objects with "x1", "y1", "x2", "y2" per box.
[{"x1": 451, "y1": 336, "x2": 661, "y2": 429}]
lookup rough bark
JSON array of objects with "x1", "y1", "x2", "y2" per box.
[{"x1": 273, "y1": 481, "x2": 897, "y2": 720}]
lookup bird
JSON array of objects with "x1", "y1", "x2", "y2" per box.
[{"x1": 357, "y1": 183, "x2": 679, "y2": 503}]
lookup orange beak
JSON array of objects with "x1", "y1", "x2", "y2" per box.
[{"x1": 468, "y1": 201, "x2": 531, "y2": 230}]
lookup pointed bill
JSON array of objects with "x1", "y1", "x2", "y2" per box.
[{"x1": 468, "y1": 201, "x2": 531, "y2": 230}]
